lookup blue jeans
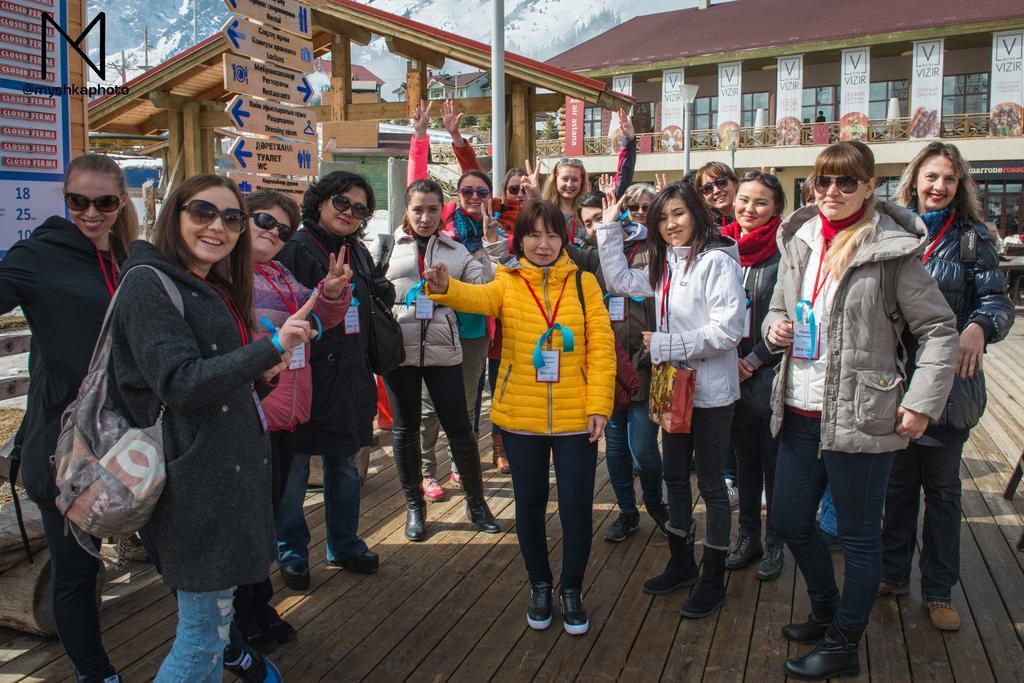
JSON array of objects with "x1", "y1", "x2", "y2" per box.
[
  {"x1": 818, "y1": 486, "x2": 838, "y2": 535},
  {"x1": 155, "y1": 588, "x2": 235, "y2": 683},
  {"x1": 604, "y1": 403, "x2": 664, "y2": 513},
  {"x1": 772, "y1": 412, "x2": 895, "y2": 632},
  {"x1": 277, "y1": 452, "x2": 368, "y2": 567}
]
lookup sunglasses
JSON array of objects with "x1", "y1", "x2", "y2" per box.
[
  {"x1": 627, "y1": 203, "x2": 651, "y2": 214},
  {"x1": 699, "y1": 176, "x2": 732, "y2": 196},
  {"x1": 505, "y1": 185, "x2": 523, "y2": 196},
  {"x1": 180, "y1": 199, "x2": 248, "y2": 233},
  {"x1": 65, "y1": 192, "x2": 121, "y2": 213},
  {"x1": 458, "y1": 187, "x2": 491, "y2": 199},
  {"x1": 557, "y1": 158, "x2": 585, "y2": 167},
  {"x1": 813, "y1": 175, "x2": 862, "y2": 194},
  {"x1": 330, "y1": 194, "x2": 371, "y2": 220},
  {"x1": 251, "y1": 211, "x2": 295, "y2": 241},
  {"x1": 742, "y1": 171, "x2": 782, "y2": 188}
]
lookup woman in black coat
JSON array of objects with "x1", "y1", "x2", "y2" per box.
[
  {"x1": 0, "y1": 154, "x2": 137, "y2": 683},
  {"x1": 274, "y1": 171, "x2": 395, "y2": 589},
  {"x1": 881, "y1": 142, "x2": 1015, "y2": 632},
  {"x1": 109, "y1": 174, "x2": 313, "y2": 681}
]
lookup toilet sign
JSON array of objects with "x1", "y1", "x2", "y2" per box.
[{"x1": 228, "y1": 136, "x2": 318, "y2": 176}]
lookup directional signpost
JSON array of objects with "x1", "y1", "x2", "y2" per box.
[
  {"x1": 228, "y1": 137, "x2": 318, "y2": 176},
  {"x1": 222, "y1": 0, "x2": 310, "y2": 38},
  {"x1": 223, "y1": 15, "x2": 315, "y2": 74},
  {"x1": 222, "y1": 54, "x2": 314, "y2": 106},
  {"x1": 226, "y1": 94, "x2": 317, "y2": 142},
  {"x1": 228, "y1": 173, "x2": 310, "y2": 200}
]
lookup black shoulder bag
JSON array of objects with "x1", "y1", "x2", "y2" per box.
[{"x1": 352, "y1": 243, "x2": 405, "y2": 375}]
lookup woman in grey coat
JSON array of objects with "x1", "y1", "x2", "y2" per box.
[{"x1": 109, "y1": 174, "x2": 314, "y2": 682}]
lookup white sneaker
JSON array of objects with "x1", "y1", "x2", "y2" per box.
[{"x1": 726, "y1": 479, "x2": 739, "y2": 509}]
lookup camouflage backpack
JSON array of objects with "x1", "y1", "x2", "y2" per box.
[{"x1": 54, "y1": 265, "x2": 181, "y2": 556}]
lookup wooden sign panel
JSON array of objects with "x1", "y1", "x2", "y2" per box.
[
  {"x1": 229, "y1": 172, "x2": 310, "y2": 199},
  {"x1": 223, "y1": 54, "x2": 314, "y2": 106},
  {"x1": 223, "y1": 14, "x2": 314, "y2": 74},
  {"x1": 228, "y1": 136, "x2": 318, "y2": 176},
  {"x1": 226, "y1": 94, "x2": 317, "y2": 142},
  {"x1": 223, "y1": 0, "x2": 310, "y2": 38}
]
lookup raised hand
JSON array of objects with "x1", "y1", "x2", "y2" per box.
[
  {"x1": 480, "y1": 207, "x2": 499, "y2": 245},
  {"x1": 597, "y1": 173, "x2": 615, "y2": 195},
  {"x1": 601, "y1": 189, "x2": 625, "y2": 226},
  {"x1": 423, "y1": 262, "x2": 450, "y2": 295},
  {"x1": 442, "y1": 99, "x2": 465, "y2": 146},
  {"x1": 412, "y1": 99, "x2": 433, "y2": 139},
  {"x1": 523, "y1": 159, "x2": 543, "y2": 198},
  {"x1": 277, "y1": 290, "x2": 318, "y2": 349},
  {"x1": 655, "y1": 172, "x2": 669, "y2": 193},
  {"x1": 323, "y1": 245, "x2": 352, "y2": 300},
  {"x1": 617, "y1": 108, "x2": 635, "y2": 142}
]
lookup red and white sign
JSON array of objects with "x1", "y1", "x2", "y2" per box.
[{"x1": 564, "y1": 97, "x2": 584, "y2": 157}]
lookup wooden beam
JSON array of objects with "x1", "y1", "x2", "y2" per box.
[
  {"x1": 166, "y1": 111, "x2": 184, "y2": 185},
  {"x1": 331, "y1": 37, "x2": 352, "y2": 122},
  {"x1": 405, "y1": 60, "x2": 427, "y2": 117},
  {"x1": 200, "y1": 110, "x2": 230, "y2": 128},
  {"x1": 182, "y1": 101, "x2": 202, "y2": 178},
  {"x1": 200, "y1": 128, "x2": 215, "y2": 174},
  {"x1": 509, "y1": 82, "x2": 530, "y2": 171},
  {"x1": 530, "y1": 92, "x2": 564, "y2": 113},
  {"x1": 387, "y1": 36, "x2": 445, "y2": 69},
  {"x1": 91, "y1": 122, "x2": 145, "y2": 135},
  {"x1": 311, "y1": 10, "x2": 372, "y2": 45},
  {"x1": 150, "y1": 92, "x2": 188, "y2": 111}
]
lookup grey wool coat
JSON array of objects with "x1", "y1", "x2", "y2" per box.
[{"x1": 109, "y1": 241, "x2": 283, "y2": 592}]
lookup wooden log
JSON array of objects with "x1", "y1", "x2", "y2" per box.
[
  {"x1": 0, "y1": 546, "x2": 55, "y2": 635},
  {"x1": 0, "y1": 496, "x2": 45, "y2": 574}
]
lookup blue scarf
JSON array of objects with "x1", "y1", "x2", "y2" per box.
[
  {"x1": 911, "y1": 199, "x2": 954, "y2": 239},
  {"x1": 452, "y1": 208, "x2": 483, "y2": 253}
]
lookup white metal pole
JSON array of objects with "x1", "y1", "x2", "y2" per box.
[
  {"x1": 683, "y1": 102, "x2": 692, "y2": 177},
  {"x1": 491, "y1": 0, "x2": 505, "y2": 184}
]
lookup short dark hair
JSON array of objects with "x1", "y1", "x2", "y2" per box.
[
  {"x1": 579, "y1": 190, "x2": 604, "y2": 210},
  {"x1": 247, "y1": 189, "x2": 300, "y2": 230},
  {"x1": 301, "y1": 171, "x2": 376, "y2": 237},
  {"x1": 458, "y1": 169, "x2": 492, "y2": 192},
  {"x1": 738, "y1": 171, "x2": 786, "y2": 216},
  {"x1": 512, "y1": 200, "x2": 569, "y2": 259}
]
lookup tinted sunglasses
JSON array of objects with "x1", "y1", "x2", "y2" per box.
[
  {"x1": 557, "y1": 158, "x2": 585, "y2": 167},
  {"x1": 458, "y1": 187, "x2": 491, "y2": 199},
  {"x1": 251, "y1": 211, "x2": 295, "y2": 241},
  {"x1": 330, "y1": 194, "x2": 371, "y2": 220},
  {"x1": 699, "y1": 176, "x2": 732, "y2": 196},
  {"x1": 180, "y1": 199, "x2": 248, "y2": 233},
  {"x1": 65, "y1": 192, "x2": 121, "y2": 213},
  {"x1": 505, "y1": 184, "x2": 523, "y2": 196},
  {"x1": 742, "y1": 171, "x2": 782, "y2": 188},
  {"x1": 628, "y1": 203, "x2": 651, "y2": 213},
  {"x1": 814, "y1": 174, "x2": 862, "y2": 194}
]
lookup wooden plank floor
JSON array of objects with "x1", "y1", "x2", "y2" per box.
[{"x1": 3, "y1": 326, "x2": 1024, "y2": 681}]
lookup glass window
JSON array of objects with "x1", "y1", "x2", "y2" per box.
[
  {"x1": 874, "y1": 177, "x2": 901, "y2": 201},
  {"x1": 584, "y1": 107, "x2": 602, "y2": 138},
  {"x1": 868, "y1": 80, "x2": 909, "y2": 120},
  {"x1": 802, "y1": 86, "x2": 837, "y2": 123},
  {"x1": 631, "y1": 101, "x2": 656, "y2": 135},
  {"x1": 942, "y1": 73, "x2": 989, "y2": 115},
  {"x1": 694, "y1": 95, "x2": 718, "y2": 130},
  {"x1": 741, "y1": 92, "x2": 770, "y2": 127}
]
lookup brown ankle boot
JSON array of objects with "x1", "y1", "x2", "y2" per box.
[{"x1": 492, "y1": 432, "x2": 510, "y2": 473}]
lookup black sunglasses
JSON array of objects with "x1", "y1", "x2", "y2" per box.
[
  {"x1": 699, "y1": 176, "x2": 732, "y2": 196},
  {"x1": 813, "y1": 174, "x2": 862, "y2": 194},
  {"x1": 505, "y1": 184, "x2": 523, "y2": 196},
  {"x1": 330, "y1": 194, "x2": 371, "y2": 220},
  {"x1": 458, "y1": 187, "x2": 491, "y2": 199},
  {"x1": 180, "y1": 199, "x2": 248, "y2": 233},
  {"x1": 65, "y1": 192, "x2": 121, "y2": 213},
  {"x1": 251, "y1": 211, "x2": 295, "y2": 241}
]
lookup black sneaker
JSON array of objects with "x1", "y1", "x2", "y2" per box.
[
  {"x1": 280, "y1": 562, "x2": 309, "y2": 591},
  {"x1": 757, "y1": 543, "x2": 785, "y2": 581},
  {"x1": 725, "y1": 535, "x2": 764, "y2": 570},
  {"x1": 559, "y1": 588, "x2": 589, "y2": 635},
  {"x1": 527, "y1": 581, "x2": 553, "y2": 630},
  {"x1": 262, "y1": 616, "x2": 297, "y2": 645},
  {"x1": 605, "y1": 510, "x2": 641, "y2": 542},
  {"x1": 224, "y1": 647, "x2": 282, "y2": 683}
]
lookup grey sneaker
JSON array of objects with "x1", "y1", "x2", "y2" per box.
[{"x1": 604, "y1": 510, "x2": 640, "y2": 542}]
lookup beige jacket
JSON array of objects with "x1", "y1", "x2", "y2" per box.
[{"x1": 763, "y1": 200, "x2": 958, "y2": 453}]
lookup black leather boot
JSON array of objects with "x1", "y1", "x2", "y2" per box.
[
  {"x1": 679, "y1": 547, "x2": 727, "y2": 618},
  {"x1": 643, "y1": 529, "x2": 699, "y2": 595},
  {"x1": 393, "y1": 438, "x2": 427, "y2": 541},
  {"x1": 725, "y1": 534, "x2": 763, "y2": 570},
  {"x1": 559, "y1": 588, "x2": 589, "y2": 635},
  {"x1": 527, "y1": 581, "x2": 553, "y2": 630},
  {"x1": 405, "y1": 501, "x2": 426, "y2": 542},
  {"x1": 782, "y1": 594, "x2": 840, "y2": 644},
  {"x1": 449, "y1": 432, "x2": 501, "y2": 534},
  {"x1": 784, "y1": 622, "x2": 862, "y2": 680}
]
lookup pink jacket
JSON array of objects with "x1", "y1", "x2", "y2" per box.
[{"x1": 252, "y1": 261, "x2": 351, "y2": 431}]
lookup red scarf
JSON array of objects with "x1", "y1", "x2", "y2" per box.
[
  {"x1": 819, "y1": 203, "x2": 868, "y2": 249},
  {"x1": 721, "y1": 215, "x2": 781, "y2": 267}
]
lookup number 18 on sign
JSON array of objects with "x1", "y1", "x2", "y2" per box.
[{"x1": 228, "y1": 137, "x2": 318, "y2": 176}]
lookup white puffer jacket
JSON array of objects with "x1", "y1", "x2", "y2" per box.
[
  {"x1": 388, "y1": 229, "x2": 505, "y2": 367},
  {"x1": 597, "y1": 222, "x2": 746, "y2": 408}
]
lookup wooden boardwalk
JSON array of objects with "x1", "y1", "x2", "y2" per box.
[{"x1": 2, "y1": 327, "x2": 1024, "y2": 681}]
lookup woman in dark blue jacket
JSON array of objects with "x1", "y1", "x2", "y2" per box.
[{"x1": 881, "y1": 142, "x2": 1014, "y2": 632}]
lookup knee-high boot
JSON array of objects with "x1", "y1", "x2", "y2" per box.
[
  {"x1": 448, "y1": 432, "x2": 501, "y2": 534},
  {"x1": 393, "y1": 439, "x2": 426, "y2": 541}
]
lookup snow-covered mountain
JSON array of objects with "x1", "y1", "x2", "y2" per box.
[{"x1": 89, "y1": 0, "x2": 698, "y2": 96}]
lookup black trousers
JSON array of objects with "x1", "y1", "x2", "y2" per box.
[
  {"x1": 39, "y1": 505, "x2": 117, "y2": 683},
  {"x1": 732, "y1": 410, "x2": 780, "y2": 544}
]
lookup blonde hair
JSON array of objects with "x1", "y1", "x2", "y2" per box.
[
  {"x1": 64, "y1": 153, "x2": 140, "y2": 250},
  {"x1": 894, "y1": 142, "x2": 984, "y2": 224},
  {"x1": 541, "y1": 160, "x2": 589, "y2": 207},
  {"x1": 622, "y1": 183, "x2": 656, "y2": 206},
  {"x1": 814, "y1": 142, "x2": 877, "y2": 279},
  {"x1": 825, "y1": 209, "x2": 877, "y2": 280}
]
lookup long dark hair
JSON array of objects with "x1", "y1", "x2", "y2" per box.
[
  {"x1": 154, "y1": 174, "x2": 255, "y2": 331},
  {"x1": 301, "y1": 171, "x2": 376, "y2": 237},
  {"x1": 647, "y1": 182, "x2": 716, "y2": 288}
]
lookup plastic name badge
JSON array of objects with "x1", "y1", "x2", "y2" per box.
[
  {"x1": 344, "y1": 305, "x2": 360, "y2": 335},
  {"x1": 415, "y1": 294, "x2": 434, "y2": 320},
  {"x1": 792, "y1": 300, "x2": 819, "y2": 360},
  {"x1": 252, "y1": 391, "x2": 269, "y2": 432},
  {"x1": 289, "y1": 343, "x2": 306, "y2": 369},
  {"x1": 743, "y1": 297, "x2": 752, "y2": 338},
  {"x1": 535, "y1": 349, "x2": 561, "y2": 383},
  {"x1": 608, "y1": 296, "x2": 626, "y2": 322}
]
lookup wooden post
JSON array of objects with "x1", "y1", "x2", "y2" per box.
[
  {"x1": 200, "y1": 128, "x2": 215, "y2": 174},
  {"x1": 166, "y1": 111, "x2": 185, "y2": 183},
  {"x1": 406, "y1": 60, "x2": 427, "y2": 117},
  {"x1": 330, "y1": 36, "x2": 352, "y2": 122},
  {"x1": 508, "y1": 81, "x2": 530, "y2": 168},
  {"x1": 182, "y1": 102, "x2": 202, "y2": 178}
]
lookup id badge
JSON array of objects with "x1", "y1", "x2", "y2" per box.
[
  {"x1": 608, "y1": 296, "x2": 626, "y2": 322},
  {"x1": 252, "y1": 390, "x2": 269, "y2": 432},
  {"x1": 344, "y1": 305, "x2": 361, "y2": 335},
  {"x1": 792, "y1": 320, "x2": 819, "y2": 360},
  {"x1": 415, "y1": 294, "x2": 434, "y2": 320},
  {"x1": 743, "y1": 302, "x2": 752, "y2": 339},
  {"x1": 536, "y1": 350, "x2": 561, "y2": 383},
  {"x1": 289, "y1": 343, "x2": 306, "y2": 370}
]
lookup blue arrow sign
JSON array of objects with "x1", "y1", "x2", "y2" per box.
[
  {"x1": 233, "y1": 138, "x2": 252, "y2": 169},
  {"x1": 230, "y1": 98, "x2": 250, "y2": 128},
  {"x1": 299, "y1": 5, "x2": 308, "y2": 34},
  {"x1": 226, "y1": 19, "x2": 245, "y2": 50},
  {"x1": 297, "y1": 76, "x2": 312, "y2": 103}
]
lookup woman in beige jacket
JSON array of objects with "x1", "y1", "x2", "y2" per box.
[{"x1": 763, "y1": 141, "x2": 957, "y2": 680}]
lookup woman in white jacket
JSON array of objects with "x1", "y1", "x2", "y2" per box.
[
  {"x1": 384, "y1": 177, "x2": 506, "y2": 542},
  {"x1": 596, "y1": 183, "x2": 746, "y2": 619}
]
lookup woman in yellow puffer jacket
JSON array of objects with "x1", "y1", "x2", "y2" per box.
[{"x1": 425, "y1": 200, "x2": 615, "y2": 637}]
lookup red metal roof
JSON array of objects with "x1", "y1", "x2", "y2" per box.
[
  {"x1": 351, "y1": 64, "x2": 385, "y2": 85},
  {"x1": 548, "y1": 0, "x2": 1024, "y2": 72}
]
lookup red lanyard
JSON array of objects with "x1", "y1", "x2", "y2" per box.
[
  {"x1": 215, "y1": 286, "x2": 251, "y2": 346},
  {"x1": 95, "y1": 247, "x2": 117, "y2": 298},
  {"x1": 416, "y1": 246, "x2": 427, "y2": 279},
  {"x1": 568, "y1": 215, "x2": 577, "y2": 243},
  {"x1": 626, "y1": 242, "x2": 642, "y2": 265},
  {"x1": 922, "y1": 211, "x2": 957, "y2": 264},
  {"x1": 255, "y1": 262, "x2": 297, "y2": 315},
  {"x1": 659, "y1": 262, "x2": 672, "y2": 329},
  {"x1": 810, "y1": 246, "x2": 830, "y2": 308},
  {"x1": 522, "y1": 275, "x2": 569, "y2": 330}
]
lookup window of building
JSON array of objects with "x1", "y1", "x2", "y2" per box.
[
  {"x1": 802, "y1": 86, "x2": 837, "y2": 123},
  {"x1": 694, "y1": 96, "x2": 718, "y2": 131},
  {"x1": 741, "y1": 92, "x2": 770, "y2": 127},
  {"x1": 943, "y1": 73, "x2": 989, "y2": 116},
  {"x1": 874, "y1": 177, "x2": 901, "y2": 202},
  {"x1": 869, "y1": 80, "x2": 909, "y2": 120},
  {"x1": 584, "y1": 107, "x2": 603, "y2": 138},
  {"x1": 631, "y1": 101, "x2": 656, "y2": 135}
]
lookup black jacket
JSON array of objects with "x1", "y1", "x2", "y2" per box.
[
  {"x1": 737, "y1": 251, "x2": 782, "y2": 418},
  {"x1": 276, "y1": 224, "x2": 396, "y2": 457},
  {"x1": 608, "y1": 232, "x2": 655, "y2": 403},
  {"x1": 0, "y1": 216, "x2": 122, "y2": 506},
  {"x1": 109, "y1": 241, "x2": 282, "y2": 591}
]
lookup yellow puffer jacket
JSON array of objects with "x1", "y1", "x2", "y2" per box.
[{"x1": 429, "y1": 251, "x2": 616, "y2": 434}]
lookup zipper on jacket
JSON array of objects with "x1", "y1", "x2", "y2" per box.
[
  {"x1": 542, "y1": 268, "x2": 554, "y2": 434},
  {"x1": 419, "y1": 319, "x2": 427, "y2": 367},
  {"x1": 499, "y1": 363, "x2": 513, "y2": 402}
]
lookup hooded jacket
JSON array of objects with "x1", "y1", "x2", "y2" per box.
[
  {"x1": 428, "y1": 251, "x2": 616, "y2": 434},
  {"x1": 0, "y1": 216, "x2": 124, "y2": 506},
  {"x1": 597, "y1": 222, "x2": 746, "y2": 408},
  {"x1": 108, "y1": 240, "x2": 283, "y2": 591},
  {"x1": 763, "y1": 201, "x2": 959, "y2": 454}
]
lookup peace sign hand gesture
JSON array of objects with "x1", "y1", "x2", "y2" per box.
[
  {"x1": 480, "y1": 207, "x2": 499, "y2": 245},
  {"x1": 412, "y1": 100, "x2": 433, "y2": 140},
  {"x1": 523, "y1": 159, "x2": 543, "y2": 198},
  {"x1": 442, "y1": 99, "x2": 465, "y2": 146},
  {"x1": 323, "y1": 245, "x2": 352, "y2": 300},
  {"x1": 277, "y1": 290, "x2": 319, "y2": 350},
  {"x1": 423, "y1": 262, "x2": 450, "y2": 295},
  {"x1": 616, "y1": 108, "x2": 635, "y2": 142},
  {"x1": 655, "y1": 173, "x2": 669, "y2": 193}
]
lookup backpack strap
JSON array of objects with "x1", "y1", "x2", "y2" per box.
[
  {"x1": 575, "y1": 269, "x2": 587, "y2": 348},
  {"x1": 961, "y1": 226, "x2": 978, "y2": 288}
]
